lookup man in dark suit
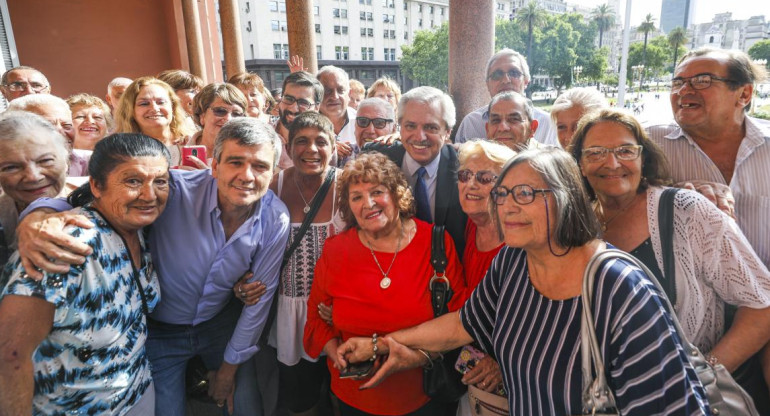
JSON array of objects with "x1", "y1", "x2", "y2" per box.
[{"x1": 365, "y1": 86, "x2": 467, "y2": 255}]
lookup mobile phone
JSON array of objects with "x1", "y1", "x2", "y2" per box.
[
  {"x1": 455, "y1": 345, "x2": 486, "y2": 374},
  {"x1": 182, "y1": 145, "x2": 207, "y2": 167},
  {"x1": 339, "y1": 361, "x2": 375, "y2": 379}
]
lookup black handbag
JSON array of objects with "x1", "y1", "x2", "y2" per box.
[{"x1": 422, "y1": 225, "x2": 467, "y2": 403}]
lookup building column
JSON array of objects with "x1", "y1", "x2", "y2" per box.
[
  {"x1": 448, "y1": 0, "x2": 494, "y2": 137},
  {"x1": 181, "y1": 0, "x2": 208, "y2": 81},
  {"x1": 219, "y1": 0, "x2": 245, "y2": 78},
  {"x1": 286, "y1": 0, "x2": 318, "y2": 73}
]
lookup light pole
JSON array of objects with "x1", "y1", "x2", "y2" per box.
[
  {"x1": 631, "y1": 65, "x2": 644, "y2": 96},
  {"x1": 572, "y1": 65, "x2": 583, "y2": 86}
]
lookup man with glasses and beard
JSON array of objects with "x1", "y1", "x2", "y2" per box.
[
  {"x1": 273, "y1": 71, "x2": 323, "y2": 170},
  {"x1": 454, "y1": 49, "x2": 557, "y2": 146}
]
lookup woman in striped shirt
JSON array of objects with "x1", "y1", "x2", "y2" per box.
[{"x1": 336, "y1": 147, "x2": 710, "y2": 416}]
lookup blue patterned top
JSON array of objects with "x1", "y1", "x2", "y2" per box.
[{"x1": 1, "y1": 206, "x2": 159, "y2": 416}]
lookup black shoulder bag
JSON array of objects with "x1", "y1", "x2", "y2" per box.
[
  {"x1": 658, "y1": 187, "x2": 679, "y2": 304},
  {"x1": 423, "y1": 225, "x2": 467, "y2": 403}
]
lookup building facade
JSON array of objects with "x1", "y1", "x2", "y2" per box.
[
  {"x1": 688, "y1": 12, "x2": 769, "y2": 52},
  {"x1": 660, "y1": 0, "x2": 696, "y2": 34}
]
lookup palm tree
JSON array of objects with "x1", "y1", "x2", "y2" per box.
[
  {"x1": 668, "y1": 27, "x2": 688, "y2": 75},
  {"x1": 592, "y1": 4, "x2": 615, "y2": 48},
  {"x1": 637, "y1": 14, "x2": 656, "y2": 87},
  {"x1": 516, "y1": 1, "x2": 546, "y2": 70}
]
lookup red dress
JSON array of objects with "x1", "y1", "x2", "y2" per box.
[
  {"x1": 460, "y1": 220, "x2": 504, "y2": 302},
  {"x1": 303, "y1": 219, "x2": 465, "y2": 415}
]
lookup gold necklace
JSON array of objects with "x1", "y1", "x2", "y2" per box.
[
  {"x1": 597, "y1": 195, "x2": 637, "y2": 232},
  {"x1": 366, "y1": 221, "x2": 403, "y2": 290}
]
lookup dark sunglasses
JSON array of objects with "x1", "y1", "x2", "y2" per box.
[
  {"x1": 487, "y1": 69, "x2": 523, "y2": 81},
  {"x1": 457, "y1": 169, "x2": 498, "y2": 185},
  {"x1": 210, "y1": 107, "x2": 244, "y2": 118},
  {"x1": 356, "y1": 117, "x2": 393, "y2": 129}
]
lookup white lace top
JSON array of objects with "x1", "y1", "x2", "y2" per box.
[
  {"x1": 268, "y1": 170, "x2": 345, "y2": 365},
  {"x1": 646, "y1": 186, "x2": 770, "y2": 353}
]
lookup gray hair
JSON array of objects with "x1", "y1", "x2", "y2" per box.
[
  {"x1": 398, "y1": 86, "x2": 457, "y2": 131},
  {"x1": 357, "y1": 97, "x2": 395, "y2": 120},
  {"x1": 0, "y1": 111, "x2": 69, "y2": 158},
  {"x1": 486, "y1": 49, "x2": 531, "y2": 83},
  {"x1": 1, "y1": 66, "x2": 48, "y2": 86},
  {"x1": 490, "y1": 147, "x2": 600, "y2": 247},
  {"x1": 458, "y1": 139, "x2": 516, "y2": 170},
  {"x1": 213, "y1": 118, "x2": 283, "y2": 169},
  {"x1": 107, "y1": 77, "x2": 133, "y2": 93},
  {"x1": 8, "y1": 93, "x2": 71, "y2": 117},
  {"x1": 550, "y1": 87, "x2": 608, "y2": 124},
  {"x1": 317, "y1": 65, "x2": 351, "y2": 89},
  {"x1": 487, "y1": 91, "x2": 534, "y2": 122}
]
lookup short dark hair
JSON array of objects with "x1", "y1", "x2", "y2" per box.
[
  {"x1": 281, "y1": 71, "x2": 324, "y2": 105},
  {"x1": 490, "y1": 147, "x2": 601, "y2": 248},
  {"x1": 680, "y1": 47, "x2": 768, "y2": 88},
  {"x1": 213, "y1": 118, "x2": 283, "y2": 169},
  {"x1": 288, "y1": 112, "x2": 336, "y2": 147},
  {"x1": 68, "y1": 133, "x2": 171, "y2": 207},
  {"x1": 568, "y1": 109, "x2": 672, "y2": 200}
]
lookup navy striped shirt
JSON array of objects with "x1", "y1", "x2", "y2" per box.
[{"x1": 460, "y1": 247, "x2": 709, "y2": 415}]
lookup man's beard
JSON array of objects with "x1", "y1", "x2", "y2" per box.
[{"x1": 279, "y1": 109, "x2": 299, "y2": 129}]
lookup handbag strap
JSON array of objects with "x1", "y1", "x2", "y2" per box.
[
  {"x1": 259, "y1": 167, "x2": 336, "y2": 345},
  {"x1": 658, "y1": 188, "x2": 679, "y2": 305},
  {"x1": 429, "y1": 225, "x2": 453, "y2": 317}
]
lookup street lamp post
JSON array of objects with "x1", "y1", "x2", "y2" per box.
[
  {"x1": 631, "y1": 65, "x2": 644, "y2": 96},
  {"x1": 572, "y1": 65, "x2": 583, "y2": 86}
]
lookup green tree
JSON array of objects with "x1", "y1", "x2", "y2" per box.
[
  {"x1": 495, "y1": 17, "x2": 526, "y2": 53},
  {"x1": 399, "y1": 23, "x2": 449, "y2": 89},
  {"x1": 540, "y1": 17, "x2": 579, "y2": 93},
  {"x1": 748, "y1": 40, "x2": 770, "y2": 64},
  {"x1": 626, "y1": 39, "x2": 667, "y2": 81},
  {"x1": 516, "y1": 1, "x2": 547, "y2": 71},
  {"x1": 637, "y1": 14, "x2": 656, "y2": 85},
  {"x1": 667, "y1": 27, "x2": 688, "y2": 75},
  {"x1": 592, "y1": 4, "x2": 615, "y2": 48}
]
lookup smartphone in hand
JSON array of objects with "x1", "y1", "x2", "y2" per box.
[
  {"x1": 182, "y1": 145, "x2": 207, "y2": 168},
  {"x1": 339, "y1": 361, "x2": 375, "y2": 379}
]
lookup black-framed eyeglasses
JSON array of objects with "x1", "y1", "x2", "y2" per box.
[
  {"x1": 487, "y1": 69, "x2": 523, "y2": 81},
  {"x1": 581, "y1": 144, "x2": 642, "y2": 163},
  {"x1": 210, "y1": 107, "x2": 245, "y2": 118},
  {"x1": 491, "y1": 184, "x2": 552, "y2": 205},
  {"x1": 4, "y1": 81, "x2": 48, "y2": 92},
  {"x1": 457, "y1": 169, "x2": 498, "y2": 185},
  {"x1": 356, "y1": 116, "x2": 393, "y2": 129},
  {"x1": 670, "y1": 73, "x2": 736, "y2": 92},
  {"x1": 281, "y1": 94, "x2": 314, "y2": 110}
]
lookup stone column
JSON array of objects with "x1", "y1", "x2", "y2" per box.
[
  {"x1": 448, "y1": 1, "x2": 494, "y2": 138},
  {"x1": 181, "y1": 0, "x2": 208, "y2": 81},
  {"x1": 219, "y1": 0, "x2": 246, "y2": 78},
  {"x1": 286, "y1": 0, "x2": 318, "y2": 73}
]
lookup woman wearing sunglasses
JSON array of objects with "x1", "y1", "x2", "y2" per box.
[
  {"x1": 454, "y1": 140, "x2": 514, "y2": 414},
  {"x1": 335, "y1": 147, "x2": 710, "y2": 415},
  {"x1": 570, "y1": 109, "x2": 770, "y2": 405},
  {"x1": 189, "y1": 83, "x2": 248, "y2": 164}
]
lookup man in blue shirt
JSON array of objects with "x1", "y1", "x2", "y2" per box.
[{"x1": 14, "y1": 118, "x2": 290, "y2": 416}]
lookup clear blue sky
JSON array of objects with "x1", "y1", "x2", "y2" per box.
[{"x1": 582, "y1": 0, "x2": 760, "y2": 27}]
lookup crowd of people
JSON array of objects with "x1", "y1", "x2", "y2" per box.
[{"x1": 0, "y1": 44, "x2": 769, "y2": 416}]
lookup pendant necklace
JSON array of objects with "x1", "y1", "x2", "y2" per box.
[
  {"x1": 597, "y1": 195, "x2": 637, "y2": 233},
  {"x1": 293, "y1": 169, "x2": 326, "y2": 213},
  {"x1": 367, "y1": 221, "x2": 403, "y2": 289}
]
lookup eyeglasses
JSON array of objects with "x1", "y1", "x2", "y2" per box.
[
  {"x1": 580, "y1": 144, "x2": 643, "y2": 163},
  {"x1": 487, "y1": 69, "x2": 523, "y2": 82},
  {"x1": 356, "y1": 117, "x2": 393, "y2": 129},
  {"x1": 4, "y1": 81, "x2": 48, "y2": 92},
  {"x1": 281, "y1": 95, "x2": 314, "y2": 111},
  {"x1": 210, "y1": 107, "x2": 245, "y2": 118},
  {"x1": 457, "y1": 169, "x2": 498, "y2": 185},
  {"x1": 491, "y1": 184, "x2": 552, "y2": 205},
  {"x1": 670, "y1": 74, "x2": 735, "y2": 92}
]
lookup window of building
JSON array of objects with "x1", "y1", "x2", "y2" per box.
[
  {"x1": 404, "y1": 31, "x2": 408, "y2": 40},
  {"x1": 497, "y1": 2, "x2": 505, "y2": 10},
  {"x1": 361, "y1": 27, "x2": 367, "y2": 36},
  {"x1": 366, "y1": 12, "x2": 373, "y2": 20},
  {"x1": 440, "y1": 7, "x2": 445, "y2": 15},
  {"x1": 390, "y1": 29, "x2": 396, "y2": 39},
  {"x1": 271, "y1": 20, "x2": 280, "y2": 31},
  {"x1": 368, "y1": 28, "x2": 374, "y2": 36},
  {"x1": 250, "y1": 44, "x2": 254, "y2": 59},
  {"x1": 269, "y1": 1, "x2": 278, "y2": 12},
  {"x1": 429, "y1": 5, "x2": 434, "y2": 13},
  {"x1": 245, "y1": 2, "x2": 250, "y2": 13},
  {"x1": 314, "y1": 6, "x2": 319, "y2": 15},
  {"x1": 342, "y1": 25, "x2": 348, "y2": 34},
  {"x1": 317, "y1": 45, "x2": 322, "y2": 60},
  {"x1": 383, "y1": 29, "x2": 389, "y2": 38},
  {"x1": 360, "y1": 11, "x2": 366, "y2": 20},
  {"x1": 280, "y1": 21, "x2": 287, "y2": 31},
  {"x1": 334, "y1": 25, "x2": 341, "y2": 34},
  {"x1": 279, "y1": 1, "x2": 286, "y2": 12},
  {"x1": 361, "y1": 47, "x2": 374, "y2": 60},
  {"x1": 430, "y1": 20, "x2": 434, "y2": 27},
  {"x1": 341, "y1": 9, "x2": 348, "y2": 18},
  {"x1": 335, "y1": 46, "x2": 349, "y2": 60},
  {"x1": 275, "y1": 70, "x2": 290, "y2": 83},
  {"x1": 273, "y1": 44, "x2": 289, "y2": 59},
  {"x1": 418, "y1": 4, "x2": 422, "y2": 12},
  {"x1": 389, "y1": 48, "x2": 396, "y2": 61},
  {"x1": 333, "y1": 8, "x2": 340, "y2": 17},
  {"x1": 383, "y1": 13, "x2": 390, "y2": 23},
  {"x1": 404, "y1": 2, "x2": 407, "y2": 10},
  {"x1": 316, "y1": 23, "x2": 321, "y2": 33},
  {"x1": 418, "y1": 18, "x2": 422, "y2": 27}
]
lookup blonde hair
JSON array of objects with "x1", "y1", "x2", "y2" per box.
[
  {"x1": 367, "y1": 77, "x2": 402, "y2": 104},
  {"x1": 349, "y1": 79, "x2": 365, "y2": 95},
  {"x1": 114, "y1": 76, "x2": 194, "y2": 144},
  {"x1": 458, "y1": 140, "x2": 516, "y2": 170},
  {"x1": 66, "y1": 93, "x2": 114, "y2": 131}
]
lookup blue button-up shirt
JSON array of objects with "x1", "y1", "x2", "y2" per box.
[{"x1": 23, "y1": 169, "x2": 290, "y2": 365}]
